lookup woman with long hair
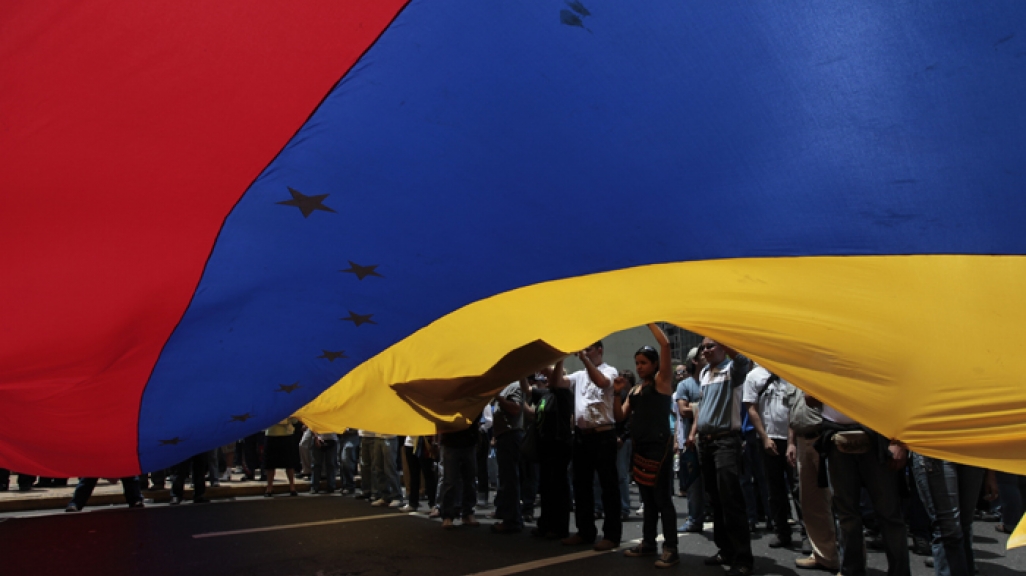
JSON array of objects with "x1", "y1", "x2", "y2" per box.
[{"x1": 614, "y1": 323, "x2": 679, "y2": 568}]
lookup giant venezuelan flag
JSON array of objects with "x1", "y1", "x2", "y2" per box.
[{"x1": 2, "y1": 0, "x2": 1026, "y2": 544}]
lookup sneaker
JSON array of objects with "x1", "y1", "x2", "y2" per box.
[
  {"x1": 371, "y1": 498, "x2": 389, "y2": 507},
  {"x1": 678, "y1": 519, "x2": 702, "y2": 533},
  {"x1": 593, "y1": 539, "x2": 618, "y2": 551},
  {"x1": 398, "y1": 504, "x2": 418, "y2": 512},
  {"x1": 655, "y1": 549, "x2": 680, "y2": 568},
  {"x1": 623, "y1": 544, "x2": 658, "y2": 557},
  {"x1": 635, "y1": 505, "x2": 644, "y2": 515}
]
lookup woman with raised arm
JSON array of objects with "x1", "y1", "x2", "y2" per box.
[{"x1": 615, "y1": 323, "x2": 679, "y2": 569}]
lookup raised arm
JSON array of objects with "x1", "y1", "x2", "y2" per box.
[
  {"x1": 577, "y1": 350, "x2": 611, "y2": 388},
  {"x1": 613, "y1": 375, "x2": 631, "y2": 421},
  {"x1": 550, "y1": 358, "x2": 571, "y2": 389},
  {"x1": 648, "y1": 323, "x2": 674, "y2": 395}
]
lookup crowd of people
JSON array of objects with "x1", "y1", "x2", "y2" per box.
[{"x1": 3, "y1": 323, "x2": 1025, "y2": 575}]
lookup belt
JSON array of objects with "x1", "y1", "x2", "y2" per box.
[
  {"x1": 577, "y1": 424, "x2": 614, "y2": 435},
  {"x1": 699, "y1": 430, "x2": 739, "y2": 442}
]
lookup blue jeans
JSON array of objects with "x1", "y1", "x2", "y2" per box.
[
  {"x1": 311, "y1": 440, "x2": 339, "y2": 492},
  {"x1": 911, "y1": 454, "x2": 984, "y2": 576},
  {"x1": 495, "y1": 430, "x2": 524, "y2": 527},
  {"x1": 827, "y1": 444, "x2": 909, "y2": 576},
  {"x1": 338, "y1": 433, "x2": 359, "y2": 491},
  {"x1": 440, "y1": 444, "x2": 477, "y2": 519}
]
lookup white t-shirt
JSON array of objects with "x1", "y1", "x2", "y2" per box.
[
  {"x1": 569, "y1": 362, "x2": 619, "y2": 429},
  {"x1": 742, "y1": 366, "x2": 793, "y2": 440}
]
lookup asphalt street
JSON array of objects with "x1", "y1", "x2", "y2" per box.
[{"x1": 1, "y1": 489, "x2": 1023, "y2": 576}]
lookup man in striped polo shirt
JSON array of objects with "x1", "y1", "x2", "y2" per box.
[{"x1": 695, "y1": 338, "x2": 754, "y2": 576}]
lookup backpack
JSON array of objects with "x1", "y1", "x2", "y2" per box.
[{"x1": 788, "y1": 389, "x2": 823, "y2": 435}]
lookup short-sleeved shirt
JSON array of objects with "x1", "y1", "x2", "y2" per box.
[
  {"x1": 569, "y1": 362, "x2": 619, "y2": 429},
  {"x1": 697, "y1": 355, "x2": 751, "y2": 434},
  {"x1": 493, "y1": 382, "x2": 524, "y2": 436},
  {"x1": 742, "y1": 366, "x2": 794, "y2": 440}
]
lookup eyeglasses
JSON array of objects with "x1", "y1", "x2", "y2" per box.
[{"x1": 700, "y1": 343, "x2": 718, "y2": 351}]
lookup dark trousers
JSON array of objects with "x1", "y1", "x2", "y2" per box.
[
  {"x1": 476, "y1": 429, "x2": 491, "y2": 500},
  {"x1": 763, "y1": 437, "x2": 796, "y2": 540},
  {"x1": 70, "y1": 477, "x2": 143, "y2": 509},
  {"x1": 828, "y1": 444, "x2": 909, "y2": 576},
  {"x1": 637, "y1": 442, "x2": 678, "y2": 549},
  {"x1": 440, "y1": 445, "x2": 477, "y2": 520},
  {"x1": 171, "y1": 453, "x2": 209, "y2": 501},
  {"x1": 495, "y1": 430, "x2": 524, "y2": 527},
  {"x1": 404, "y1": 445, "x2": 438, "y2": 508},
  {"x1": 520, "y1": 458, "x2": 539, "y2": 516},
  {"x1": 243, "y1": 432, "x2": 265, "y2": 479},
  {"x1": 572, "y1": 429, "x2": 622, "y2": 543},
  {"x1": 537, "y1": 444, "x2": 572, "y2": 538},
  {"x1": 700, "y1": 433, "x2": 753, "y2": 568},
  {"x1": 741, "y1": 429, "x2": 770, "y2": 524},
  {"x1": 0, "y1": 470, "x2": 36, "y2": 491}
]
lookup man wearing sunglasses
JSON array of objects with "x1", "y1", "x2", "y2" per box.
[{"x1": 695, "y1": 338, "x2": 754, "y2": 576}]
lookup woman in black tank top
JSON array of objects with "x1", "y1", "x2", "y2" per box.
[{"x1": 614, "y1": 323, "x2": 679, "y2": 568}]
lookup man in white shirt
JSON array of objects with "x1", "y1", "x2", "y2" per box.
[
  {"x1": 743, "y1": 365, "x2": 797, "y2": 548},
  {"x1": 554, "y1": 341, "x2": 621, "y2": 551}
]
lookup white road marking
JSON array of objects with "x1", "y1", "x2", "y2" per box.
[
  {"x1": 192, "y1": 513, "x2": 402, "y2": 538},
  {"x1": 460, "y1": 549, "x2": 614, "y2": 576}
]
